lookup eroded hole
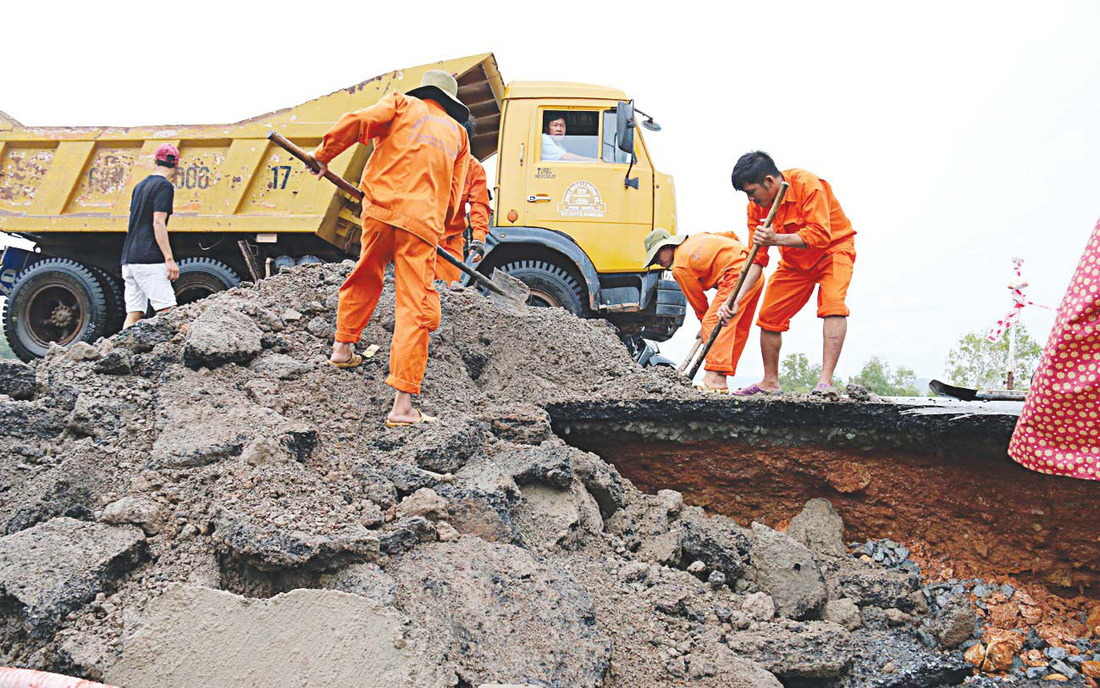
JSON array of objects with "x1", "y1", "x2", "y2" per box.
[{"x1": 548, "y1": 403, "x2": 1100, "y2": 598}]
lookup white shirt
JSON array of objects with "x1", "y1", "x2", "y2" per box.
[{"x1": 541, "y1": 134, "x2": 568, "y2": 161}]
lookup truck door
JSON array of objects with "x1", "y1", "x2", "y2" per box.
[{"x1": 523, "y1": 106, "x2": 653, "y2": 272}]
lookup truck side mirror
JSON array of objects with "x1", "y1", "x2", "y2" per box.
[{"x1": 616, "y1": 101, "x2": 635, "y2": 155}]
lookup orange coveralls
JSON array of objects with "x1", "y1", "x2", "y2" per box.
[
  {"x1": 436, "y1": 154, "x2": 490, "y2": 283},
  {"x1": 748, "y1": 168, "x2": 856, "y2": 333},
  {"x1": 314, "y1": 92, "x2": 468, "y2": 394},
  {"x1": 672, "y1": 232, "x2": 764, "y2": 375}
]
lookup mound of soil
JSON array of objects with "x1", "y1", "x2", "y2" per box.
[{"x1": 0, "y1": 262, "x2": 1081, "y2": 687}]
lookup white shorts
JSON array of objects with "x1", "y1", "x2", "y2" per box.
[{"x1": 122, "y1": 263, "x2": 177, "y2": 312}]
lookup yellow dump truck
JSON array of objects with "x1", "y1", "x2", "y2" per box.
[{"x1": 0, "y1": 53, "x2": 684, "y2": 362}]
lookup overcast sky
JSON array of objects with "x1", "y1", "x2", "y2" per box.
[{"x1": 3, "y1": 0, "x2": 1098, "y2": 383}]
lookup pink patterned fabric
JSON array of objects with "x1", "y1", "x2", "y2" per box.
[{"x1": 1008, "y1": 220, "x2": 1100, "y2": 479}]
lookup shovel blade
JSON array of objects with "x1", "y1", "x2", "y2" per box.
[{"x1": 488, "y1": 268, "x2": 531, "y2": 314}]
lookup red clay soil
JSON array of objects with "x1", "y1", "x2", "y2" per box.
[{"x1": 582, "y1": 439, "x2": 1100, "y2": 593}]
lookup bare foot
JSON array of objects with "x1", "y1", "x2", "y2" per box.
[
  {"x1": 387, "y1": 390, "x2": 421, "y2": 425},
  {"x1": 701, "y1": 371, "x2": 729, "y2": 392},
  {"x1": 386, "y1": 408, "x2": 426, "y2": 425},
  {"x1": 755, "y1": 379, "x2": 782, "y2": 393}
]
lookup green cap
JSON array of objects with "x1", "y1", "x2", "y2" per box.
[{"x1": 643, "y1": 228, "x2": 687, "y2": 268}]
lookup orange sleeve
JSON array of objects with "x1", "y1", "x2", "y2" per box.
[
  {"x1": 467, "y1": 162, "x2": 491, "y2": 242},
  {"x1": 673, "y1": 266, "x2": 709, "y2": 322},
  {"x1": 313, "y1": 93, "x2": 400, "y2": 165},
  {"x1": 795, "y1": 181, "x2": 832, "y2": 251},
  {"x1": 747, "y1": 203, "x2": 771, "y2": 268},
  {"x1": 444, "y1": 134, "x2": 470, "y2": 232}
]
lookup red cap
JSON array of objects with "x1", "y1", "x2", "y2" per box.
[{"x1": 154, "y1": 143, "x2": 180, "y2": 167}]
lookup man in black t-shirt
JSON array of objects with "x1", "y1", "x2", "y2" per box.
[{"x1": 120, "y1": 143, "x2": 180, "y2": 328}]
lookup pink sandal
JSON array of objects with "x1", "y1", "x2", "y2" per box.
[{"x1": 732, "y1": 383, "x2": 781, "y2": 397}]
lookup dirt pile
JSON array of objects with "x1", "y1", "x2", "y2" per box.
[{"x1": 0, "y1": 261, "x2": 1082, "y2": 687}]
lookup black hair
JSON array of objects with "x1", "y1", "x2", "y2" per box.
[
  {"x1": 731, "y1": 151, "x2": 780, "y2": 191},
  {"x1": 155, "y1": 159, "x2": 177, "y2": 169},
  {"x1": 543, "y1": 111, "x2": 568, "y2": 133},
  {"x1": 463, "y1": 118, "x2": 477, "y2": 138}
]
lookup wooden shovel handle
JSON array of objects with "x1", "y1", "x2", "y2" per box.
[
  {"x1": 267, "y1": 129, "x2": 508, "y2": 296},
  {"x1": 684, "y1": 181, "x2": 789, "y2": 379},
  {"x1": 266, "y1": 131, "x2": 364, "y2": 201}
]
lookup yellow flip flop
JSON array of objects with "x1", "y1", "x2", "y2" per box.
[
  {"x1": 384, "y1": 410, "x2": 438, "y2": 429},
  {"x1": 693, "y1": 383, "x2": 730, "y2": 395},
  {"x1": 328, "y1": 352, "x2": 363, "y2": 369}
]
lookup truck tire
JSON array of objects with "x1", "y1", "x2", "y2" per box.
[
  {"x1": 174, "y1": 258, "x2": 241, "y2": 305},
  {"x1": 498, "y1": 260, "x2": 585, "y2": 316},
  {"x1": 2, "y1": 258, "x2": 108, "y2": 361},
  {"x1": 88, "y1": 266, "x2": 125, "y2": 333},
  {"x1": 272, "y1": 256, "x2": 296, "y2": 274}
]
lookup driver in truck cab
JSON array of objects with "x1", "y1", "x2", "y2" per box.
[
  {"x1": 643, "y1": 228, "x2": 764, "y2": 393},
  {"x1": 541, "y1": 113, "x2": 595, "y2": 162}
]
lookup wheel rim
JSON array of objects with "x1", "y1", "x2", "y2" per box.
[
  {"x1": 24, "y1": 282, "x2": 88, "y2": 347},
  {"x1": 175, "y1": 277, "x2": 225, "y2": 305},
  {"x1": 526, "y1": 289, "x2": 560, "y2": 308}
]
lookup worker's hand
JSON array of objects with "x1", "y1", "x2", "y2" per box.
[
  {"x1": 165, "y1": 259, "x2": 179, "y2": 281},
  {"x1": 696, "y1": 328, "x2": 704, "y2": 340},
  {"x1": 717, "y1": 301, "x2": 738, "y2": 325},
  {"x1": 309, "y1": 157, "x2": 328, "y2": 179},
  {"x1": 467, "y1": 240, "x2": 486, "y2": 263},
  {"x1": 753, "y1": 224, "x2": 779, "y2": 247}
]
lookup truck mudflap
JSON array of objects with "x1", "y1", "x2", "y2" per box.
[{"x1": 0, "y1": 245, "x2": 33, "y2": 297}]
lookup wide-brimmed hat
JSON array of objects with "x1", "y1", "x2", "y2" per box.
[
  {"x1": 406, "y1": 70, "x2": 470, "y2": 123},
  {"x1": 643, "y1": 228, "x2": 687, "y2": 267}
]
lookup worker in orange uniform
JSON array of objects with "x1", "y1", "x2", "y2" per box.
[
  {"x1": 307, "y1": 71, "x2": 469, "y2": 427},
  {"x1": 729, "y1": 151, "x2": 856, "y2": 396},
  {"x1": 436, "y1": 120, "x2": 491, "y2": 283},
  {"x1": 644, "y1": 228, "x2": 764, "y2": 392}
]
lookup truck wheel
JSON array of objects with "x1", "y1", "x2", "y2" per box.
[
  {"x1": 174, "y1": 258, "x2": 241, "y2": 305},
  {"x1": 89, "y1": 266, "x2": 125, "y2": 334},
  {"x1": 498, "y1": 260, "x2": 585, "y2": 316},
  {"x1": 1, "y1": 258, "x2": 108, "y2": 361},
  {"x1": 272, "y1": 256, "x2": 296, "y2": 274}
]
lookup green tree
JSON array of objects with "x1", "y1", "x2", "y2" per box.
[
  {"x1": 779, "y1": 353, "x2": 821, "y2": 393},
  {"x1": 944, "y1": 324, "x2": 1042, "y2": 390},
  {"x1": 846, "y1": 356, "x2": 920, "y2": 396}
]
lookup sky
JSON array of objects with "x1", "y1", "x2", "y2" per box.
[{"x1": 3, "y1": 0, "x2": 1098, "y2": 383}]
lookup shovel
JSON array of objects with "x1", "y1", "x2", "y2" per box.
[
  {"x1": 928, "y1": 379, "x2": 1028, "y2": 401},
  {"x1": 683, "y1": 181, "x2": 789, "y2": 379},
  {"x1": 266, "y1": 131, "x2": 530, "y2": 313}
]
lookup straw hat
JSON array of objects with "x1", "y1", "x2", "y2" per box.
[
  {"x1": 406, "y1": 70, "x2": 470, "y2": 123},
  {"x1": 643, "y1": 228, "x2": 687, "y2": 267}
]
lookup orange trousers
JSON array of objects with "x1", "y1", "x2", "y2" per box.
[
  {"x1": 701, "y1": 274, "x2": 764, "y2": 375},
  {"x1": 335, "y1": 217, "x2": 441, "y2": 394},
  {"x1": 434, "y1": 232, "x2": 465, "y2": 284},
  {"x1": 757, "y1": 248, "x2": 855, "y2": 333}
]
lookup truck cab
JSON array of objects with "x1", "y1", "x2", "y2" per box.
[{"x1": 477, "y1": 82, "x2": 684, "y2": 343}]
